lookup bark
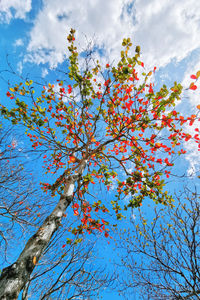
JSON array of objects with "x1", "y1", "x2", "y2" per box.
[{"x1": 0, "y1": 160, "x2": 86, "y2": 300}]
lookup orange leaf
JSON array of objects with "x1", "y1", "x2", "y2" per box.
[
  {"x1": 33, "y1": 256, "x2": 37, "y2": 265},
  {"x1": 196, "y1": 71, "x2": 200, "y2": 78},
  {"x1": 69, "y1": 156, "x2": 76, "y2": 163}
]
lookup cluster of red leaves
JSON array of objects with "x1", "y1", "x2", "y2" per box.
[{"x1": 71, "y1": 202, "x2": 110, "y2": 237}]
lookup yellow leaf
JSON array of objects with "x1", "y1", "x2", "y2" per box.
[
  {"x1": 196, "y1": 71, "x2": 200, "y2": 78},
  {"x1": 197, "y1": 104, "x2": 200, "y2": 110}
]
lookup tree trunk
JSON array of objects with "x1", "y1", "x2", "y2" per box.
[{"x1": 0, "y1": 160, "x2": 86, "y2": 299}]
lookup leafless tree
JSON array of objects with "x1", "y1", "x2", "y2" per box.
[
  {"x1": 22, "y1": 235, "x2": 113, "y2": 300},
  {"x1": 0, "y1": 125, "x2": 44, "y2": 263},
  {"x1": 117, "y1": 187, "x2": 200, "y2": 300}
]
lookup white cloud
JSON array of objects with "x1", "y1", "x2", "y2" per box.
[
  {"x1": 14, "y1": 38, "x2": 24, "y2": 47},
  {"x1": 27, "y1": 0, "x2": 134, "y2": 67},
  {"x1": 0, "y1": 0, "x2": 32, "y2": 23},
  {"x1": 17, "y1": 61, "x2": 23, "y2": 74},
  {"x1": 26, "y1": 0, "x2": 200, "y2": 70},
  {"x1": 41, "y1": 68, "x2": 48, "y2": 78},
  {"x1": 133, "y1": 0, "x2": 200, "y2": 67}
]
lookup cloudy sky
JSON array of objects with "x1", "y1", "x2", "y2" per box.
[
  {"x1": 0, "y1": 0, "x2": 199, "y2": 173},
  {"x1": 1, "y1": 0, "x2": 200, "y2": 68}
]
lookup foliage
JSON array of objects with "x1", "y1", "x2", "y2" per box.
[{"x1": 1, "y1": 29, "x2": 199, "y2": 237}]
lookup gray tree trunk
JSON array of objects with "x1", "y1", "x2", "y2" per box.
[{"x1": 0, "y1": 160, "x2": 86, "y2": 299}]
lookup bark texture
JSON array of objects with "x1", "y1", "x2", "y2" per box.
[{"x1": 0, "y1": 161, "x2": 86, "y2": 299}]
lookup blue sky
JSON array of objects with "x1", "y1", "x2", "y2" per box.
[{"x1": 0, "y1": 0, "x2": 200, "y2": 299}]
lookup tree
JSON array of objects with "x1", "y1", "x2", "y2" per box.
[
  {"x1": 0, "y1": 28, "x2": 199, "y2": 298},
  {"x1": 0, "y1": 124, "x2": 113, "y2": 299},
  {"x1": 22, "y1": 237, "x2": 112, "y2": 299},
  {"x1": 0, "y1": 124, "x2": 43, "y2": 262},
  {"x1": 117, "y1": 187, "x2": 200, "y2": 299}
]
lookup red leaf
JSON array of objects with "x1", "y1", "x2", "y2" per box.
[
  {"x1": 190, "y1": 75, "x2": 197, "y2": 79},
  {"x1": 68, "y1": 85, "x2": 72, "y2": 94},
  {"x1": 105, "y1": 232, "x2": 109, "y2": 238},
  {"x1": 189, "y1": 83, "x2": 197, "y2": 90},
  {"x1": 73, "y1": 203, "x2": 79, "y2": 209}
]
